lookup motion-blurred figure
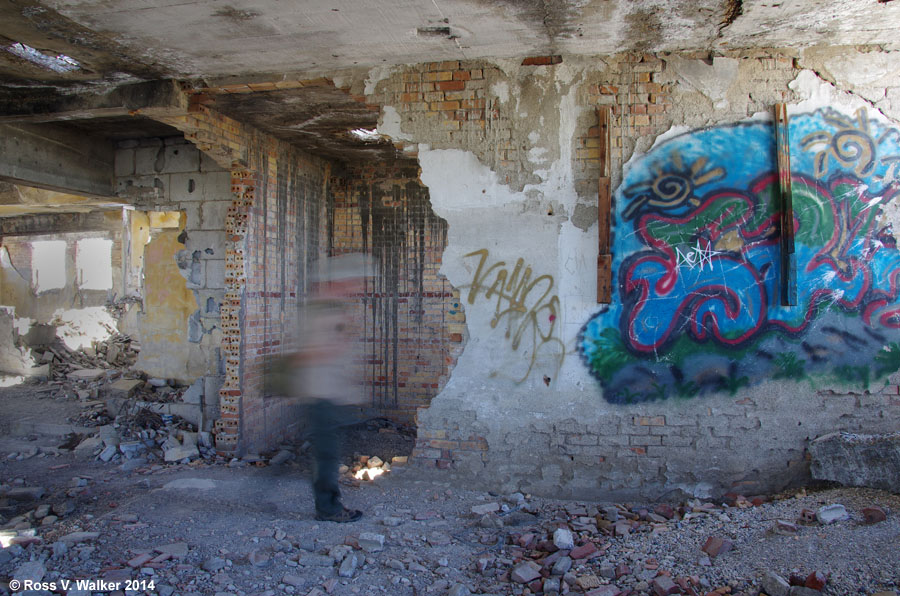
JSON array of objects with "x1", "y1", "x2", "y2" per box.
[{"x1": 290, "y1": 254, "x2": 371, "y2": 522}]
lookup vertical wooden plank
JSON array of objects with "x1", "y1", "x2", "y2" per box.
[
  {"x1": 775, "y1": 103, "x2": 797, "y2": 306},
  {"x1": 597, "y1": 106, "x2": 612, "y2": 303}
]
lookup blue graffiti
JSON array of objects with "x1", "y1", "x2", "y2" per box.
[{"x1": 581, "y1": 107, "x2": 900, "y2": 403}]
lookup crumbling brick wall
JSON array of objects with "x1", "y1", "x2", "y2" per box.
[
  {"x1": 154, "y1": 107, "x2": 333, "y2": 454},
  {"x1": 361, "y1": 50, "x2": 900, "y2": 500}
]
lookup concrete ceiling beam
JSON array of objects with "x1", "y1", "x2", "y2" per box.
[
  {"x1": 0, "y1": 121, "x2": 116, "y2": 197},
  {"x1": 0, "y1": 80, "x2": 190, "y2": 124},
  {"x1": 0, "y1": 210, "x2": 122, "y2": 236}
]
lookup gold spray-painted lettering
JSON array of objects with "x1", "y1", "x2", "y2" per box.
[{"x1": 463, "y1": 249, "x2": 565, "y2": 382}]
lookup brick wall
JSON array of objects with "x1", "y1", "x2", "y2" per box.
[{"x1": 157, "y1": 106, "x2": 333, "y2": 453}]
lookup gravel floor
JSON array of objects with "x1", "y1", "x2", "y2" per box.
[{"x1": 0, "y1": 384, "x2": 897, "y2": 596}]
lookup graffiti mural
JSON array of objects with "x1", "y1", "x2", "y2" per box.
[
  {"x1": 463, "y1": 249, "x2": 565, "y2": 382},
  {"x1": 580, "y1": 107, "x2": 900, "y2": 403}
]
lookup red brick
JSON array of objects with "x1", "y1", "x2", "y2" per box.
[
  {"x1": 437, "y1": 80, "x2": 466, "y2": 91},
  {"x1": 521, "y1": 55, "x2": 563, "y2": 66},
  {"x1": 569, "y1": 541, "x2": 598, "y2": 559}
]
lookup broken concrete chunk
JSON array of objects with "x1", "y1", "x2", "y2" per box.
[
  {"x1": 510, "y1": 561, "x2": 542, "y2": 583},
  {"x1": 105, "y1": 378, "x2": 143, "y2": 398},
  {"x1": 297, "y1": 553, "x2": 333, "y2": 567},
  {"x1": 59, "y1": 531, "x2": 100, "y2": 544},
  {"x1": 760, "y1": 570, "x2": 791, "y2": 596},
  {"x1": 163, "y1": 443, "x2": 200, "y2": 462},
  {"x1": 471, "y1": 502, "x2": 500, "y2": 516},
  {"x1": 14, "y1": 560, "x2": 46, "y2": 583},
  {"x1": 202, "y1": 556, "x2": 227, "y2": 572},
  {"x1": 99, "y1": 444, "x2": 118, "y2": 462},
  {"x1": 338, "y1": 552, "x2": 362, "y2": 578},
  {"x1": 552, "y1": 527, "x2": 575, "y2": 550},
  {"x1": 815, "y1": 504, "x2": 849, "y2": 525},
  {"x1": 809, "y1": 431, "x2": 900, "y2": 492},
  {"x1": 74, "y1": 436, "x2": 103, "y2": 453},
  {"x1": 67, "y1": 368, "x2": 107, "y2": 381},
  {"x1": 358, "y1": 532, "x2": 385, "y2": 552},
  {"x1": 182, "y1": 379, "x2": 203, "y2": 404},
  {"x1": 282, "y1": 573, "x2": 305, "y2": 587},
  {"x1": 269, "y1": 450, "x2": 293, "y2": 466},
  {"x1": 4, "y1": 486, "x2": 45, "y2": 501}
]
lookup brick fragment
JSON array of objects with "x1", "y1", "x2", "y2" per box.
[
  {"x1": 700, "y1": 536, "x2": 733, "y2": 558},
  {"x1": 862, "y1": 506, "x2": 887, "y2": 524},
  {"x1": 569, "y1": 541, "x2": 598, "y2": 560},
  {"x1": 127, "y1": 553, "x2": 154, "y2": 568}
]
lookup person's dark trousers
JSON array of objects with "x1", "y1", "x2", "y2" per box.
[{"x1": 309, "y1": 399, "x2": 343, "y2": 516}]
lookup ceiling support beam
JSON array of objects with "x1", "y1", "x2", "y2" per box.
[
  {"x1": 0, "y1": 122, "x2": 116, "y2": 197},
  {"x1": 0, "y1": 80, "x2": 190, "y2": 124}
]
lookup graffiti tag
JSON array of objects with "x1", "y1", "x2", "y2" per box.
[
  {"x1": 675, "y1": 241, "x2": 721, "y2": 272},
  {"x1": 463, "y1": 249, "x2": 564, "y2": 382}
]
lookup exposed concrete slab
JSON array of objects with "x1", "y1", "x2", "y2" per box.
[
  {"x1": 9, "y1": 420, "x2": 94, "y2": 437},
  {"x1": 66, "y1": 368, "x2": 108, "y2": 381}
]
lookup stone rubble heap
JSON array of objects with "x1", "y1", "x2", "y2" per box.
[{"x1": 34, "y1": 336, "x2": 139, "y2": 382}]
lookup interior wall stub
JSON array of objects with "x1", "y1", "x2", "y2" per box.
[{"x1": 133, "y1": 211, "x2": 202, "y2": 380}]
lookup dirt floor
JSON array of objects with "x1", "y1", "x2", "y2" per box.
[{"x1": 0, "y1": 383, "x2": 898, "y2": 596}]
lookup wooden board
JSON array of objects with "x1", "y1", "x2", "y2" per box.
[{"x1": 597, "y1": 106, "x2": 613, "y2": 304}]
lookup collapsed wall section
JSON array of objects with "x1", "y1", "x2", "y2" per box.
[
  {"x1": 329, "y1": 160, "x2": 464, "y2": 424},
  {"x1": 0, "y1": 210, "x2": 124, "y2": 376}
]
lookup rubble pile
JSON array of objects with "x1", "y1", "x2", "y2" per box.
[
  {"x1": 68, "y1": 413, "x2": 217, "y2": 470},
  {"x1": 339, "y1": 454, "x2": 408, "y2": 483},
  {"x1": 36, "y1": 335, "x2": 139, "y2": 382}
]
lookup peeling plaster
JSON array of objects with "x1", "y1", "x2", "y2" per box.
[
  {"x1": 385, "y1": 52, "x2": 900, "y2": 500},
  {"x1": 134, "y1": 214, "x2": 208, "y2": 381},
  {"x1": 790, "y1": 69, "x2": 892, "y2": 122},
  {"x1": 490, "y1": 81, "x2": 510, "y2": 104},
  {"x1": 662, "y1": 55, "x2": 739, "y2": 109},
  {"x1": 377, "y1": 106, "x2": 411, "y2": 141},
  {"x1": 364, "y1": 65, "x2": 395, "y2": 95}
]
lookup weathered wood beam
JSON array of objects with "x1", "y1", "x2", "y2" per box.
[
  {"x1": 597, "y1": 106, "x2": 612, "y2": 304},
  {"x1": 775, "y1": 103, "x2": 797, "y2": 307}
]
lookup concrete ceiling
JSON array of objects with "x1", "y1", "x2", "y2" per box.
[
  {"x1": 2, "y1": 0, "x2": 900, "y2": 205},
  {"x1": 3, "y1": 0, "x2": 900, "y2": 88}
]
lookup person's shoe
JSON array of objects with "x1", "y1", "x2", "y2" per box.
[{"x1": 315, "y1": 507, "x2": 363, "y2": 523}]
